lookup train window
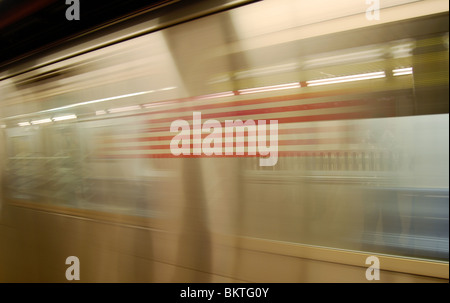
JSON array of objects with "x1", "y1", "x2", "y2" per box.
[{"x1": 0, "y1": 0, "x2": 448, "y2": 282}]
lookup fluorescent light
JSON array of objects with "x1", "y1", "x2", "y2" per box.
[
  {"x1": 18, "y1": 122, "x2": 31, "y2": 126},
  {"x1": 107, "y1": 105, "x2": 141, "y2": 113},
  {"x1": 196, "y1": 91, "x2": 235, "y2": 100},
  {"x1": 48, "y1": 91, "x2": 151, "y2": 112},
  {"x1": 52, "y1": 114, "x2": 77, "y2": 121},
  {"x1": 306, "y1": 71, "x2": 385, "y2": 87},
  {"x1": 6, "y1": 91, "x2": 154, "y2": 120},
  {"x1": 393, "y1": 67, "x2": 412, "y2": 73},
  {"x1": 158, "y1": 86, "x2": 176, "y2": 91},
  {"x1": 96, "y1": 110, "x2": 107, "y2": 115},
  {"x1": 143, "y1": 101, "x2": 175, "y2": 109},
  {"x1": 31, "y1": 118, "x2": 52, "y2": 125},
  {"x1": 393, "y1": 67, "x2": 413, "y2": 76},
  {"x1": 238, "y1": 82, "x2": 301, "y2": 95},
  {"x1": 393, "y1": 71, "x2": 413, "y2": 76},
  {"x1": 4, "y1": 87, "x2": 177, "y2": 121}
]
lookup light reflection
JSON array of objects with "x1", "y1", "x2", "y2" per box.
[
  {"x1": 108, "y1": 105, "x2": 142, "y2": 114},
  {"x1": 393, "y1": 67, "x2": 413, "y2": 76},
  {"x1": 238, "y1": 82, "x2": 301, "y2": 94},
  {"x1": 30, "y1": 118, "x2": 52, "y2": 125},
  {"x1": 52, "y1": 114, "x2": 77, "y2": 121},
  {"x1": 306, "y1": 71, "x2": 386, "y2": 86}
]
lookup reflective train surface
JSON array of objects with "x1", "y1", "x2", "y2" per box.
[{"x1": 0, "y1": 0, "x2": 449, "y2": 282}]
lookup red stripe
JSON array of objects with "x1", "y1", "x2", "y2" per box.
[
  {"x1": 144, "y1": 99, "x2": 367, "y2": 124},
  {"x1": 96, "y1": 137, "x2": 355, "y2": 152},
  {"x1": 88, "y1": 89, "x2": 368, "y2": 136},
  {"x1": 86, "y1": 89, "x2": 354, "y2": 127},
  {"x1": 144, "y1": 90, "x2": 352, "y2": 116},
  {"x1": 104, "y1": 124, "x2": 352, "y2": 144},
  {"x1": 110, "y1": 88, "x2": 356, "y2": 121},
  {"x1": 143, "y1": 110, "x2": 368, "y2": 133},
  {"x1": 92, "y1": 150, "x2": 368, "y2": 159},
  {"x1": 84, "y1": 87, "x2": 403, "y2": 132}
]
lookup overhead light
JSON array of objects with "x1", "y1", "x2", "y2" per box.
[
  {"x1": 196, "y1": 91, "x2": 235, "y2": 100},
  {"x1": 238, "y1": 82, "x2": 301, "y2": 95},
  {"x1": 96, "y1": 110, "x2": 107, "y2": 115},
  {"x1": 52, "y1": 114, "x2": 77, "y2": 121},
  {"x1": 393, "y1": 67, "x2": 413, "y2": 76},
  {"x1": 158, "y1": 86, "x2": 176, "y2": 91},
  {"x1": 18, "y1": 122, "x2": 31, "y2": 126},
  {"x1": 306, "y1": 71, "x2": 385, "y2": 87},
  {"x1": 107, "y1": 105, "x2": 141, "y2": 113},
  {"x1": 31, "y1": 118, "x2": 52, "y2": 125},
  {"x1": 4, "y1": 86, "x2": 178, "y2": 122},
  {"x1": 143, "y1": 100, "x2": 176, "y2": 109},
  {"x1": 6, "y1": 90, "x2": 155, "y2": 121},
  {"x1": 0, "y1": 125, "x2": 6, "y2": 128},
  {"x1": 46, "y1": 91, "x2": 152, "y2": 112}
]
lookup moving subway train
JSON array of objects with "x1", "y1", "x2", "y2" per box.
[{"x1": 0, "y1": 0, "x2": 448, "y2": 282}]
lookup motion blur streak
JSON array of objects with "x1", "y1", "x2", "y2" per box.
[{"x1": 0, "y1": 0, "x2": 449, "y2": 282}]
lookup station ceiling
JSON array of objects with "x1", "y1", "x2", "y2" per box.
[{"x1": 0, "y1": 0, "x2": 179, "y2": 67}]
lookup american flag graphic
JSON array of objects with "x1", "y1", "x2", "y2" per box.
[{"x1": 91, "y1": 86, "x2": 392, "y2": 166}]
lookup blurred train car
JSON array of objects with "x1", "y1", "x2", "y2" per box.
[{"x1": 0, "y1": 0, "x2": 448, "y2": 282}]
